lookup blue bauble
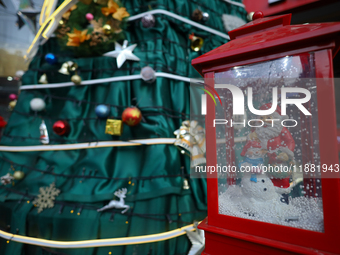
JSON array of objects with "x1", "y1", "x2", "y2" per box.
[
  {"x1": 95, "y1": 105, "x2": 110, "y2": 118},
  {"x1": 45, "y1": 53, "x2": 58, "y2": 65}
]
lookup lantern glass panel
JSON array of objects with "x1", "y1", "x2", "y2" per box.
[{"x1": 215, "y1": 53, "x2": 324, "y2": 232}]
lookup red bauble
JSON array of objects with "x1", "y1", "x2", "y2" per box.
[
  {"x1": 53, "y1": 120, "x2": 70, "y2": 136},
  {"x1": 121, "y1": 107, "x2": 142, "y2": 127},
  {"x1": 252, "y1": 11, "x2": 264, "y2": 21},
  {"x1": 9, "y1": 94, "x2": 18, "y2": 101},
  {"x1": 0, "y1": 116, "x2": 7, "y2": 128}
]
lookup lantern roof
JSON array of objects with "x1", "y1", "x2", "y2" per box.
[{"x1": 192, "y1": 13, "x2": 340, "y2": 76}]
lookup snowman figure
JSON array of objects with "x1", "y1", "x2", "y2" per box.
[
  {"x1": 237, "y1": 140, "x2": 280, "y2": 212},
  {"x1": 219, "y1": 170, "x2": 300, "y2": 223},
  {"x1": 239, "y1": 140, "x2": 267, "y2": 183},
  {"x1": 240, "y1": 172, "x2": 280, "y2": 211},
  {"x1": 223, "y1": 172, "x2": 297, "y2": 223},
  {"x1": 218, "y1": 140, "x2": 299, "y2": 223}
]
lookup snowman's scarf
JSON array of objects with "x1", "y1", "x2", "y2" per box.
[{"x1": 241, "y1": 157, "x2": 264, "y2": 166}]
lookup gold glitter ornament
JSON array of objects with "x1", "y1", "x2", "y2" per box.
[
  {"x1": 103, "y1": 24, "x2": 112, "y2": 35},
  {"x1": 105, "y1": 119, "x2": 123, "y2": 135}
]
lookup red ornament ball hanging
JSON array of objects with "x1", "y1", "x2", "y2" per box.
[
  {"x1": 122, "y1": 107, "x2": 142, "y2": 127},
  {"x1": 9, "y1": 94, "x2": 18, "y2": 101},
  {"x1": 252, "y1": 11, "x2": 264, "y2": 21},
  {"x1": 53, "y1": 120, "x2": 70, "y2": 136},
  {"x1": 0, "y1": 116, "x2": 7, "y2": 128},
  {"x1": 85, "y1": 13, "x2": 94, "y2": 21}
]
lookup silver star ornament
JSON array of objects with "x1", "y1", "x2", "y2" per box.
[{"x1": 103, "y1": 40, "x2": 140, "y2": 68}]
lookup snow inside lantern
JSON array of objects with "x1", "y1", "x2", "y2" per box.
[{"x1": 215, "y1": 53, "x2": 323, "y2": 232}]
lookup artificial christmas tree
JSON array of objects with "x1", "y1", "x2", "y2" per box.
[{"x1": 0, "y1": 0, "x2": 247, "y2": 254}]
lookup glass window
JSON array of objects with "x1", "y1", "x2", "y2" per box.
[{"x1": 215, "y1": 53, "x2": 324, "y2": 232}]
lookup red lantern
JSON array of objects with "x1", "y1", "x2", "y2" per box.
[
  {"x1": 121, "y1": 107, "x2": 142, "y2": 127},
  {"x1": 53, "y1": 120, "x2": 70, "y2": 136},
  {"x1": 192, "y1": 11, "x2": 340, "y2": 255}
]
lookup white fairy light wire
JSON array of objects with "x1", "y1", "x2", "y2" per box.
[
  {"x1": 128, "y1": 9, "x2": 230, "y2": 40},
  {"x1": 0, "y1": 223, "x2": 197, "y2": 248},
  {"x1": 20, "y1": 73, "x2": 191, "y2": 90},
  {"x1": 0, "y1": 137, "x2": 247, "y2": 151},
  {"x1": 0, "y1": 139, "x2": 177, "y2": 152},
  {"x1": 221, "y1": 0, "x2": 245, "y2": 8}
]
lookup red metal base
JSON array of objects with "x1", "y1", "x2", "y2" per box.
[{"x1": 199, "y1": 218, "x2": 336, "y2": 255}]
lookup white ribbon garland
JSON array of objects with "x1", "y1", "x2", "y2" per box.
[
  {"x1": 0, "y1": 223, "x2": 196, "y2": 248},
  {"x1": 20, "y1": 72, "x2": 191, "y2": 90},
  {"x1": 0, "y1": 138, "x2": 176, "y2": 152},
  {"x1": 221, "y1": 0, "x2": 245, "y2": 8},
  {"x1": 128, "y1": 9, "x2": 230, "y2": 40},
  {"x1": 0, "y1": 138, "x2": 248, "y2": 152}
]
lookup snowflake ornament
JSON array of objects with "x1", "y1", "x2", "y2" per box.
[{"x1": 33, "y1": 183, "x2": 60, "y2": 213}]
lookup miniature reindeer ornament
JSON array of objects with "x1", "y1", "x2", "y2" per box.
[{"x1": 97, "y1": 188, "x2": 130, "y2": 214}]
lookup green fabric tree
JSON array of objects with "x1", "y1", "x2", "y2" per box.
[{"x1": 0, "y1": 1, "x2": 247, "y2": 254}]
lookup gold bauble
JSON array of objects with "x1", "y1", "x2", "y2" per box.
[
  {"x1": 13, "y1": 171, "x2": 25, "y2": 180},
  {"x1": 8, "y1": 100, "x2": 17, "y2": 111},
  {"x1": 103, "y1": 24, "x2": 112, "y2": 35},
  {"x1": 71, "y1": 74, "x2": 82, "y2": 85}
]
